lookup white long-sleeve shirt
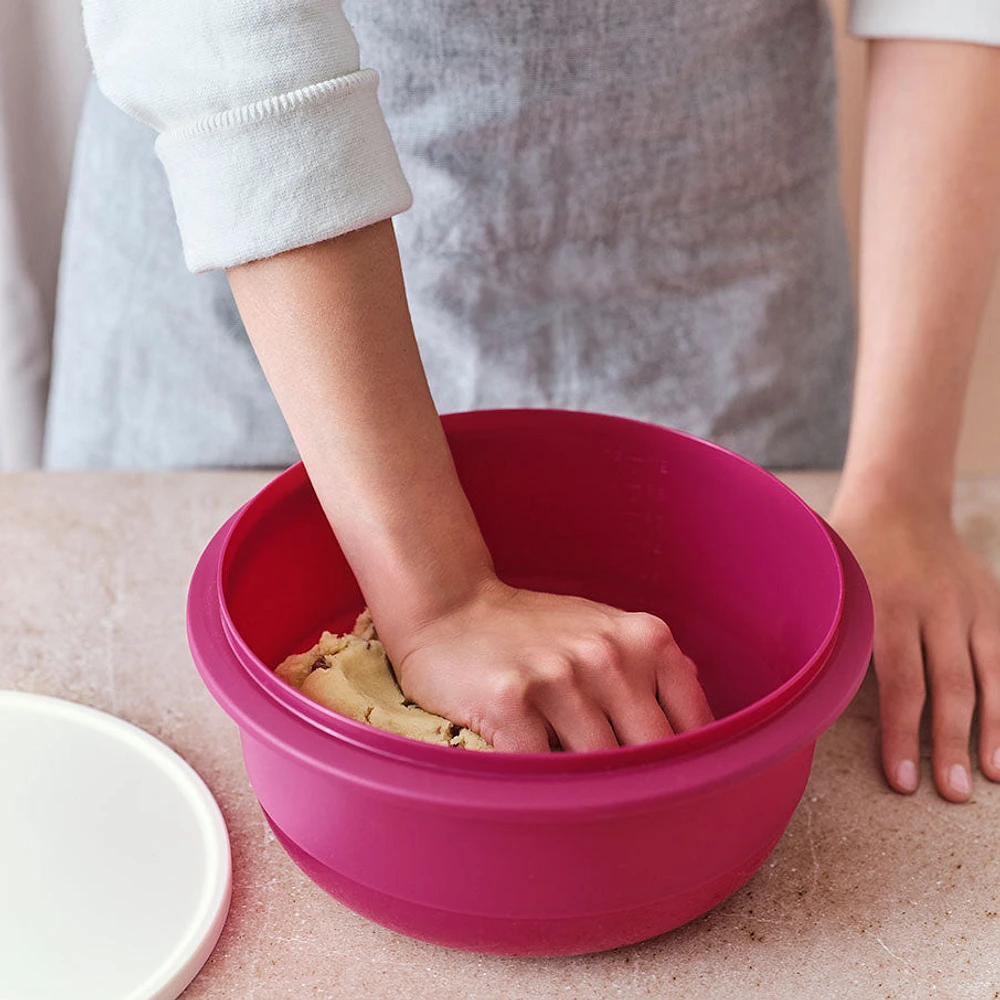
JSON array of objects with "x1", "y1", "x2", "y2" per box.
[{"x1": 80, "y1": 0, "x2": 1000, "y2": 272}]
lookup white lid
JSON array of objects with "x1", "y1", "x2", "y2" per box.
[{"x1": 0, "y1": 692, "x2": 232, "y2": 1000}]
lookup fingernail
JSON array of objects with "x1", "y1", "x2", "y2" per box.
[
  {"x1": 992, "y1": 748, "x2": 1000, "y2": 773},
  {"x1": 949, "y1": 764, "x2": 971, "y2": 797},
  {"x1": 896, "y1": 759, "x2": 918, "y2": 791}
]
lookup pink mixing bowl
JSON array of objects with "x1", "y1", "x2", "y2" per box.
[{"x1": 187, "y1": 409, "x2": 873, "y2": 956}]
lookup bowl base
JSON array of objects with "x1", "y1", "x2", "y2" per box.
[{"x1": 263, "y1": 808, "x2": 784, "y2": 957}]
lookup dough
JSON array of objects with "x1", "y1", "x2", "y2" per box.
[{"x1": 275, "y1": 610, "x2": 491, "y2": 750}]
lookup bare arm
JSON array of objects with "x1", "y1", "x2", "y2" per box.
[
  {"x1": 831, "y1": 39, "x2": 1000, "y2": 800},
  {"x1": 228, "y1": 221, "x2": 713, "y2": 751},
  {"x1": 227, "y1": 221, "x2": 494, "y2": 646}
]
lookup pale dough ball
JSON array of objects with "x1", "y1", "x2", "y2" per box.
[{"x1": 274, "y1": 610, "x2": 491, "y2": 751}]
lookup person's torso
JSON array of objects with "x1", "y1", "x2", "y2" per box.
[
  {"x1": 49, "y1": 0, "x2": 855, "y2": 470},
  {"x1": 345, "y1": 0, "x2": 840, "y2": 256},
  {"x1": 341, "y1": 0, "x2": 854, "y2": 468}
]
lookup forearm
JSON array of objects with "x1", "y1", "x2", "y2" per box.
[
  {"x1": 227, "y1": 220, "x2": 494, "y2": 651},
  {"x1": 839, "y1": 39, "x2": 1000, "y2": 516}
]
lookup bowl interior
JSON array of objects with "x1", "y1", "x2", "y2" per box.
[{"x1": 220, "y1": 410, "x2": 843, "y2": 728}]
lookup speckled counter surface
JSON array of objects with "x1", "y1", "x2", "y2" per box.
[{"x1": 2, "y1": 471, "x2": 1000, "y2": 1000}]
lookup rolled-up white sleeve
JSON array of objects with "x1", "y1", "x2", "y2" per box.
[
  {"x1": 849, "y1": 0, "x2": 1000, "y2": 46},
  {"x1": 82, "y1": 1, "x2": 413, "y2": 272}
]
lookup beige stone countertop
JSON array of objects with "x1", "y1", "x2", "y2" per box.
[{"x1": 3, "y1": 471, "x2": 1000, "y2": 1000}]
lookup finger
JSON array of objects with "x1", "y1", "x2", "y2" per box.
[
  {"x1": 971, "y1": 618, "x2": 1000, "y2": 782},
  {"x1": 568, "y1": 631, "x2": 676, "y2": 745},
  {"x1": 533, "y1": 682, "x2": 620, "y2": 752},
  {"x1": 618, "y1": 613, "x2": 714, "y2": 732},
  {"x1": 925, "y1": 619, "x2": 976, "y2": 803},
  {"x1": 656, "y1": 653, "x2": 715, "y2": 732},
  {"x1": 490, "y1": 709, "x2": 555, "y2": 754},
  {"x1": 872, "y1": 609, "x2": 925, "y2": 794},
  {"x1": 604, "y1": 695, "x2": 675, "y2": 746}
]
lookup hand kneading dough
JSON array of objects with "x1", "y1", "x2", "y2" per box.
[{"x1": 275, "y1": 610, "x2": 491, "y2": 750}]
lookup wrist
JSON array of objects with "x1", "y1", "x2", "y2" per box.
[
  {"x1": 366, "y1": 559, "x2": 500, "y2": 663},
  {"x1": 833, "y1": 457, "x2": 953, "y2": 528},
  {"x1": 319, "y1": 478, "x2": 499, "y2": 649},
  {"x1": 366, "y1": 532, "x2": 498, "y2": 632}
]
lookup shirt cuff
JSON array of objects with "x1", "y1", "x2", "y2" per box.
[
  {"x1": 849, "y1": 0, "x2": 1000, "y2": 46},
  {"x1": 155, "y1": 68, "x2": 413, "y2": 272}
]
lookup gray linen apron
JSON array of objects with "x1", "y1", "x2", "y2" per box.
[{"x1": 47, "y1": 0, "x2": 854, "y2": 470}]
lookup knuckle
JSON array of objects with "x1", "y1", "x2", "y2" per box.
[
  {"x1": 931, "y1": 707, "x2": 975, "y2": 743},
  {"x1": 630, "y1": 612, "x2": 674, "y2": 649},
  {"x1": 927, "y1": 592, "x2": 971, "y2": 629},
  {"x1": 975, "y1": 629, "x2": 1000, "y2": 659},
  {"x1": 877, "y1": 669, "x2": 926, "y2": 704},
  {"x1": 930, "y1": 667, "x2": 977, "y2": 705},
  {"x1": 468, "y1": 712, "x2": 494, "y2": 743},
  {"x1": 874, "y1": 632, "x2": 924, "y2": 691},
  {"x1": 575, "y1": 634, "x2": 620, "y2": 669},
  {"x1": 935, "y1": 735, "x2": 972, "y2": 761},
  {"x1": 873, "y1": 630, "x2": 918, "y2": 667},
  {"x1": 972, "y1": 627, "x2": 1000, "y2": 675},
  {"x1": 880, "y1": 723, "x2": 919, "y2": 749},
  {"x1": 878, "y1": 687, "x2": 926, "y2": 728},
  {"x1": 876, "y1": 599, "x2": 912, "y2": 628},
  {"x1": 925, "y1": 572, "x2": 961, "y2": 604},
  {"x1": 875, "y1": 593, "x2": 922, "y2": 628},
  {"x1": 492, "y1": 672, "x2": 531, "y2": 713},
  {"x1": 533, "y1": 654, "x2": 576, "y2": 690},
  {"x1": 976, "y1": 665, "x2": 1000, "y2": 700}
]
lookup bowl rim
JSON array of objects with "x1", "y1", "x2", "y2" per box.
[{"x1": 188, "y1": 516, "x2": 872, "y2": 814}]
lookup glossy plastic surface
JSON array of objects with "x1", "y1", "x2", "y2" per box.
[{"x1": 187, "y1": 409, "x2": 872, "y2": 954}]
